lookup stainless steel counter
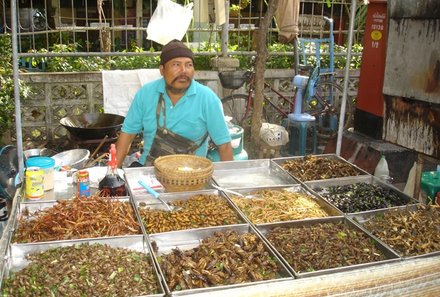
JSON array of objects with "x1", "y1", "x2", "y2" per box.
[{"x1": 1, "y1": 155, "x2": 439, "y2": 296}]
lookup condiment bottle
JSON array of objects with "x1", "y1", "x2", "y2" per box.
[
  {"x1": 77, "y1": 170, "x2": 91, "y2": 198},
  {"x1": 98, "y1": 144, "x2": 127, "y2": 197}
]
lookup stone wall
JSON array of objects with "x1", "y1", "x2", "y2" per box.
[{"x1": 17, "y1": 69, "x2": 359, "y2": 150}]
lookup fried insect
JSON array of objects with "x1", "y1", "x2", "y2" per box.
[
  {"x1": 2, "y1": 243, "x2": 159, "y2": 296},
  {"x1": 14, "y1": 195, "x2": 141, "y2": 243},
  {"x1": 266, "y1": 222, "x2": 386, "y2": 273},
  {"x1": 363, "y1": 205, "x2": 440, "y2": 256},
  {"x1": 138, "y1": 194, "x2": 243, "y2": 234},
  {"x1": 317, "y1": 182, "x2": 408, "y2": 213},
  {"x1": 159, "y1": 230, "x2": 280, "y2": 291},
  {"x1": 281, "y1": 155, "x2": 361, "y2": 181}
]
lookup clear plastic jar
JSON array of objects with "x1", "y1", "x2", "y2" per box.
[{"x1": 25, "y1": 156, "x2": 55, "y2": 191}]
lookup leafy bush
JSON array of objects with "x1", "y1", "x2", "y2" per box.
[
  {"x1": 0, "y1": 35, "x2": 31, "y2": 142},
  {"x1": 20, "y1": 40, "x2": 362, "y2": 73}
]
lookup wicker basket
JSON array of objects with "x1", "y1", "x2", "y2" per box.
[{"x1": 154, "y1": 154, "x2": 213, "y2": 192}]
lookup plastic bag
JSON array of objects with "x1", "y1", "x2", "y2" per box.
[
  {"x1": 146, "y1": 0, "x2": 194, "y2": 45},
  {"x1": 260, "y1": 123, "x2": 289, "y2": 147}
]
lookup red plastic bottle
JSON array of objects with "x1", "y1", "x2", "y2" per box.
[{"x1": 98, "y1": 144, "x2": 127, "y2": 197}]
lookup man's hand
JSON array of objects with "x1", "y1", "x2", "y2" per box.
[
  {"x1": 217, "y1": 142, "x2": 234, "y2": 161},
  {"x1": 115, "y1": 132, "x2": 137, "y2": 168}
]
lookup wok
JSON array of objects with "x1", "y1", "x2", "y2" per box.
[{"x1": 60, "y1": 113, "x2": 125, "y2": 140}]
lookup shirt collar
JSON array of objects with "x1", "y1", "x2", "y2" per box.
[{"x1": 157, "y1": 78, "x2": 197, "y2": 99}]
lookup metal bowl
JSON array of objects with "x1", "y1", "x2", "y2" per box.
[
  {"x1": 24, "y1": 148, "x2": 57, "y2": 161},
  {"x1": 60, "y1": 113, "x2": 125, "y2": 140},
  {"x1": 51, "y1": 149, "x2": 90, "y2": 169}
]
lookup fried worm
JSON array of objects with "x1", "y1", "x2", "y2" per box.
[{"x1": 231, "y1": 189, "x2": 329, "y2": 223}]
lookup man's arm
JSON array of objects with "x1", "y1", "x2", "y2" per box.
[
  {"x1": 217, "y1": 142, "x2": 234, "y2": 161},
  {"x1": 116, "y1": 132, "x2": 137, "y2": 168}
]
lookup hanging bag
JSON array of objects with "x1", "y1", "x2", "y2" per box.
[
  {"x1": 146, "y1": 95, "x2": 208, "y2": 165},
  {"x1": 146, "y1": 0, "x2": 194, "y2": 45}
]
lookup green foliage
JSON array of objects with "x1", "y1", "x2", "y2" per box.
[
  {"x1": 350, "y1": 2, "x2": 368, "y2": 43},
  {"x1": 266, "y1": 42, "x2": 294, "y2": 69},
  {"x1": 17, "y1": 39, "x2": 362, "y2": 73},
  {"x1": 0, "y1": 34, "x2": 31, "y2": 140},
  {"x1": 36, "y1": 43, "x2": 108, "y2": 72},
  {"x1": 32, "y1": 43, "x2": 161, "y2": 72},
  {"x1": 335, "y1": 43, "x2": 363, "y2": 69},
  {"x1": 291, "y1": 42, "x2": 363, "y2": 70},
  {"x1": 0, "y1": 35, "x2": 13, "y2": 75},
  {"x1": 192, "y1": 41, "x2": 221, "y2": 70},
  {"x1": 111, "y1": 46, "x2": 160, "y2": 70}
]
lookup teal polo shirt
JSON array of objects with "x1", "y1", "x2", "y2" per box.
[{"x1": 122, "y1": 78, "x2": 231, "y2": 165}]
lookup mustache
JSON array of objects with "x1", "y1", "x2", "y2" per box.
[{"x1": 171, "y1": 75, "x2": 190, "y2": 84}]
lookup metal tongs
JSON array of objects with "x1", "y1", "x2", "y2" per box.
[
  {"x1": 212, "y1": 184, "x2": 257, "y2": 199},
  {"x1": 138, "y1": 180, "x2": 181, "y2": 212}
]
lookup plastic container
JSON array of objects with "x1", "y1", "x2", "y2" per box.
[
  {"x1": 25, "y1": 156, "x2": 55, "y2": 191},
  {"x1": 229, "y1": 124, "x2": 244, "y2": 155},
  {"x1": 421, "y1": 171, "x2": 440, "y2": 204},
  {"x1": 374, "y1": 155, "x2": 390, "y2": 181},
  {"x1": 208, "y1": 122, "x2": 247, "y2": 162},
  {"x1": 25, "y1": 167, "x2": 44, "y2": 199}
]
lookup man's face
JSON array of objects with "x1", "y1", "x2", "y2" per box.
[{"x1": 159, "y1": 57, "x2": 194, "y2": 94}]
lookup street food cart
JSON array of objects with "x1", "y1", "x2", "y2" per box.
[{"x1": 1, "y1": 154, "x2": 439, "y2": 296}]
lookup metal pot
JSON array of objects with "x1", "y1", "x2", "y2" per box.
[{"x1": 60, "y1": 113, "x2": 125, "y2": 140}]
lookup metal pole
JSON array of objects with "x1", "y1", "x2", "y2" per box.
[
  {"x1": 221, "y1": 0, "x2": 230, "y2": 57},
  {"x1": 336, "y1": 0, "x2": 357, "y2": 156},
  {"x1": 293, "y1": 36, "x2": 299, "y2": 74},
  {"x1": 11, "y1": 0, "x2": 25, "y2": 182}
]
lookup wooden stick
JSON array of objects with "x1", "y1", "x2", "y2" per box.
[
  {"x1": 90, "y1": 135, "x2": 108, "y2": 160},
  {"x1": 85, "y1": 153, "x2": 108, "y2": 168}
]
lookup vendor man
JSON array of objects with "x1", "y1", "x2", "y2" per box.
[{"x1": 116, "y1": 39, "x2": 233, "y2": 167}]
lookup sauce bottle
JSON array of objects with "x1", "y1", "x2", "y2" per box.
[{"x1": 98, "y1": 144, "x2": 127, "y2": 197}]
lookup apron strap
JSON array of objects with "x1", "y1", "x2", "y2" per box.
[
  {"x1": 155, "y1": 93, "x2": 208, "y2": 145},
  {"x1": 146, "y1": 93, "x2": 210, "y2": 166},
  {"x1": 156, "y1": 94, "x2": 166, "y2": 129}
]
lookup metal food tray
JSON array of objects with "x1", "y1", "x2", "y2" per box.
[
  {"x1": 10, "y1": 197, "x2": 142, "y2": 244},
  {"x1": 255, "y1": 216, "x2": 400, "y2": 278},
  {"x1": 20, "y1": 170, "x2": 131, "y2": 203},
  {"x1": 219, "y1": 185, "x2": 343, "y2": 225},
  {"x1": 133, "y1": 189, "x2": 249, "y2": 234},
  {"x1": 124, "y1": 166, "x2": 165, "y2": 196},
  {"x1": 19, "y1": 181, "x2": 80, "y2": 203},
  {"x1": 304, "y1": 175, "x2": 418, "y2": 213},
  {"x1": 271, "y1": 154, "x2": 369, "y2": 182},
  {"x1": 347, "y1": 204, "x2": 440, "y2": 260},
  {"x1": 1, "y1": 235, "x2": 165, "y2": 296},
  {"x1": 149, "y1": 225, "x2": 295, "y2": 296},
  {"x1": 212, "y1": 159, "x2": 298, "y2": 189},
  {"x1": 124, "y1": 166, "x2": 215, "y2": 198}
]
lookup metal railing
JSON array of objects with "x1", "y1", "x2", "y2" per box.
[{"x1": 1, "y1": 0, "x2": 364, "y2": 63}]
